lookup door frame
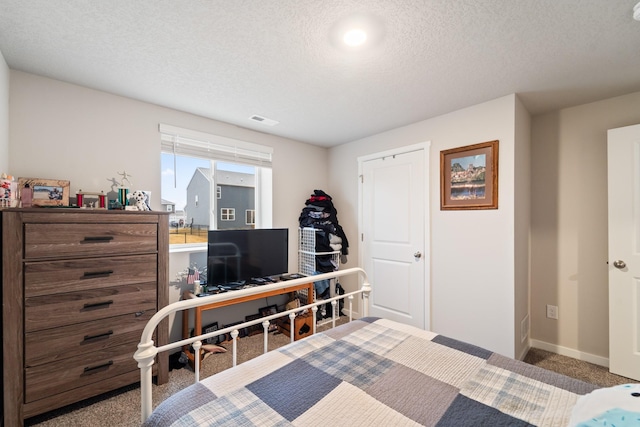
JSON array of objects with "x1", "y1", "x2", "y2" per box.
[{"x1": 357, "y1": 142, "x2": 431, "y2": 330}]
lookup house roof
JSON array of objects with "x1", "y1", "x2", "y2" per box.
[{"x1": 1, "y1": 1, "x2": 639, "y2": 147}]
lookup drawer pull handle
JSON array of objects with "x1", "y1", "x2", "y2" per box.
[
  {"x1": 83, "y1": 360, "x2": 113, "y2": 374},
  {"x1": 82, "y1": 270, "x2": 114, "y2": 278},
  {"x1": 83, "y1": 330, "x2": 114, "y2": 342},
  {"x1": 83, "y1": 300, "x2": 114, "y2": 310},
  {"x1": 82, "y1": 236, "x2": 114, "y2": 243}
]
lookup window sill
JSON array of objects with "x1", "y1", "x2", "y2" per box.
[{"x1": 169, "y1": 243, "x2": 207, "y2": 254}]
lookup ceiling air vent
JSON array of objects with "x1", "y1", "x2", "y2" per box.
[{"x1": 249, "y1": 115, "x2": 279, "y2": 126}]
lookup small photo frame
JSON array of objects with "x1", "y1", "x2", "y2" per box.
[
  {"x1": 223, "y1": 321, "x2": 246, "y2": 340},
  {"x1": 18, "y1": 177, "x2": 70, "y2": 207},
  {"x1": 259, "y1": 304, "x2": 278, "y2": 317},
  {"x1": 244, "y1": 313, "x2": 262, "y2": 336},
  {"x1": 259, "y1": 304, "x2": 279, "y2": 332},
  {"x1": 440, "y1": 140, "x2": 499, "y2": 210},
  {"x1": 202, "y1": 322, "x2": 220, "y2": 345}
]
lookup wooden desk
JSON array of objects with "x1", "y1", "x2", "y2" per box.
[{"x1": 181, "y1": 281, "x2": 313, "y2": 368}]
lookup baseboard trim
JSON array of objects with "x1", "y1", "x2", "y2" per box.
[
  {"x1": 341, "y1": 308, "x2": 360, "y2": 319},
  {"x1": 529, "y1": 339, "x2": 609, "y2": 368},
  {"x1": 517, "y1": 343, "x2": 531, "y2": 361}
]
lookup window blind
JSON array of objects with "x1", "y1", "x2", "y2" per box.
[{"x1": 159, "y1": 124, "x2": 273, "y2": 168}]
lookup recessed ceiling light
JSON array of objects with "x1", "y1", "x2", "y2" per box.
[
  {"x1": 343, "y1": 29, "x2": 367, "y2": 46},
  {"x1": 329, "y1": 14, "x2": 383, "y2": 50}
]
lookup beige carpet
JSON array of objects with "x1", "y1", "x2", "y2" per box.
[
  {"x1": 522, "y1": 347, "x2": 633, "y2": 388},
  {"x1": 26, "y1": 323, "x2": 637, "y2": 427}
]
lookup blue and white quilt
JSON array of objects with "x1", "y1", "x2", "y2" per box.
[{"x1": 144, "y1": 317, "x2": 597, "y2": 426}]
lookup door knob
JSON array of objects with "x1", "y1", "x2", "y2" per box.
[
  {"x1": 613, "y1": 260, "x2": 626, "y2": 269},
  {"x1": 414, "y1": 251, "x2": 422, "y2": 258}
]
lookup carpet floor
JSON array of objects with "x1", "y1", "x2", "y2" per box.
[{"x1": 25, "y1": 322, "x2": 637, "y2": 426}]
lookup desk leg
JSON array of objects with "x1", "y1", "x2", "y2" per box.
[
  {"x1": 182, "y1": 308, "x2": 189, "y2": 345},
  {"x1": 182, "y1": 308, "x2": 196, "y2": 369}
]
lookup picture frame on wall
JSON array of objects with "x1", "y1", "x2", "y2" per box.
[
  {"x1": 440, "y1": 140, "x2": 499, "y2": 210},
  {"x1": 18, "y1": 177, "x2": 70, "y2": 207}
]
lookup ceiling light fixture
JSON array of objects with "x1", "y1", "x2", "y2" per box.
[
  {"x1": 634, "y1": 2, "x2": 640, "y2": 21},
  {"x1": 343, "y1": 28, "x2": 367, "y2": 46}
]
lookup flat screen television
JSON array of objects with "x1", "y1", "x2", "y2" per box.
[{"x1": 207, "y1": 228, "x2": 289, "y2": 286}]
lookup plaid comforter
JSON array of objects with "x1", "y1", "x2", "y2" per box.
[{"x1": 144, "y1": 317, "x2": 597, "y2": 426}]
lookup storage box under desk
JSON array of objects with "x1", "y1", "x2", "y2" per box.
[{"x1": 276, "y1": 312, "x2": 314, "y2": 341}]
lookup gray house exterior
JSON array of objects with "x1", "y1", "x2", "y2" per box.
[
  {"x1": 185, "y1": 167, "x2": 255, "y2": 229},
  {"x1": 185, "y1": 168, "x2": 211, "y2": 227}
]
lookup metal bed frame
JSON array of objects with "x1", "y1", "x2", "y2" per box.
[{"x1": 134, "y1": 267, "x2": 371, "y2": 423}]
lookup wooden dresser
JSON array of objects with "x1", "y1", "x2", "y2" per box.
[{"x1": 0, "y1": 209, "x2": 169, "y2": 426}]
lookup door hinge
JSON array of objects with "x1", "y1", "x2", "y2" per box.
[
  {"x1": 361, "y1": 233, "x2": 364, "y2": 241},
  {"x1": 359, "y1": 174, "x2": 363, "y2": 183}
]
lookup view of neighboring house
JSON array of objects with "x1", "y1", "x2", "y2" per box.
[
  {"x1": 161, "y1": 198, "x2": 175, "y2": 213},
  {"x1": 185, "y1": 167, "x2": 255, "y2": 229}
]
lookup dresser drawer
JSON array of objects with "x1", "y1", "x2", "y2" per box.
[
  {"x1": 25, "y1": 254, "x2": 157, "y2": 297},
  {"x1": 25, "y1": 282, "x2": 157, "y2": 332},
  {"x1": 25, "y1": 342, "x2": 139, "y2": 404},
  {"x1": 25, "y1": 310, "x2": 154, "y2": 367},
  {"x1": 24, "y1": 223, "x2": 157, "y2": 259}
]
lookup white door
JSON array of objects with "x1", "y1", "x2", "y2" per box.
[
  {"x1": 608, "y1": 123, "x2": 640, "y2": 381},
  {"x1": 359, "y1": 144, "x2": 429, "y2": 329}
]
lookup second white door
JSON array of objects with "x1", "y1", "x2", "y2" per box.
[
  {"x1": 360, "y1": 145, "x2": 428, "y2": 329},
  {"x1": 608, "y1": 123, "x2": 640, "y2": 381}
]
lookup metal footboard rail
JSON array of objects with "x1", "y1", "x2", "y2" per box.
[{"x1": 134, "y1": 267, "x2": 371, "y2": 423}]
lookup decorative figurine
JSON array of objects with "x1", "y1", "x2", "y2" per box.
[
  {"x1": 118, "y1": 171, "x2": 133, "y2": 188},
  {"x1": 129, "y1": 190, "x2": 150, "y2": 211}
]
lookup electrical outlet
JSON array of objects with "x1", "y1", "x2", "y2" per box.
[{"x1": 546, "y1": 304, "x2": 558, "y2": 320}]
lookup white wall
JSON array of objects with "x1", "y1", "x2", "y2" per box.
[
  {"x1": 329, "y1": 94, "x2": 525, "y2": 358},
  {"x1": 0, "y1": 50, "x2": 8, "y2": 173},
  {"x1": 9, "y1": 70, "x2": 329, "y2": 341},
  {"x1": 530, "y1": 90, "x2": 640, "y2": 361}
]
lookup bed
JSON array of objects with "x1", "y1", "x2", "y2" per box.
[{"x1": 135, "y1": 268, "x2": 602, "y2": 426}]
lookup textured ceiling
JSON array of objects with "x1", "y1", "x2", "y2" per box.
[{"x1": 1, "y1": 1, "x2": 640, "y2": 147}]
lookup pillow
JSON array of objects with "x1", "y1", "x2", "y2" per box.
[{"x1": 569, "y1": 384, "x2": 640, "y2": 426}]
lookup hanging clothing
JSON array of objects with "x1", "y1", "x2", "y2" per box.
[{"x1": 298, "y1": 190, "x2": 349, "y2": 257}]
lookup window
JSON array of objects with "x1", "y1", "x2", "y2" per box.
[
  {"x1": 221, "y1": 208, "x2": 235, "y2": 221},
  {"x1": 160, "y1": 124, "x2": 273, "y2": 247},
  {"x1": 246, "y1": 209, "x2": 255, "y2": 225}
]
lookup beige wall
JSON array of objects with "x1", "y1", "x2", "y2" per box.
[
  {"x1": 9, "y1": 70, "x2": 328, "y2": 276},
  {"x1": 0, "y1": 50, "x2": 8, "y2": 173},
  {"x1": 10, "y1": 64, "x2": 640, "y2": 362},
  {"x1": 8, "y1": 70, "x2": 332, "y2": 340},
  {"x1": 530, "y1": 90, "x2": 640, "y2": 362},
  {"x1": 329, "y1": 94, "x2": 528, "y2": 358}
]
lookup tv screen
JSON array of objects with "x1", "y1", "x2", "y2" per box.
[{"x1": 207, "y1": 228, "x2": 289, "y2": 286}]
